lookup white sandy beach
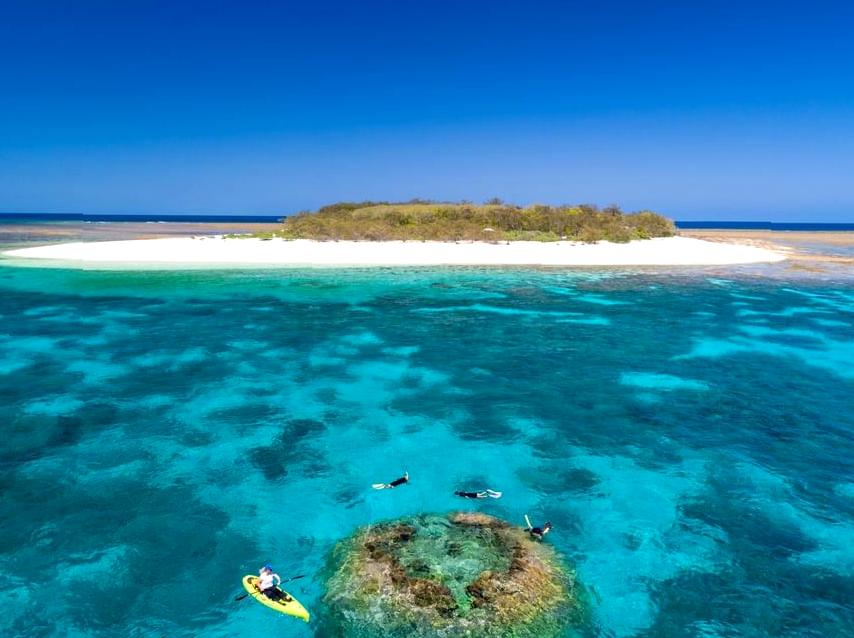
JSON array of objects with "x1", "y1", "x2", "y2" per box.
[{"x1": 3, "y1": 236, "x2": 786, "y2": 267}]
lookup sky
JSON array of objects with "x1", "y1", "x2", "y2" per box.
[{"x1": 1, "y1": 1, "x2": 853, "y2": 220}]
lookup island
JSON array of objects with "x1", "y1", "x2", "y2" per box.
[
  {"x1": 2, "y1": 201, "x2": 787, "y2": 267},
  {"x1": 243, "y1": 200, "x2": 677, "y2": 242}
]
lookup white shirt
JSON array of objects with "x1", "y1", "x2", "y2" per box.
[{"x1": 258, "y1": 571, "x2": 280, "y2": 590}]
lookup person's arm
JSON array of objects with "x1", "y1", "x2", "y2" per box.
[{"x1": 273, "y1": 573, "x2": 282, "y2": 587}]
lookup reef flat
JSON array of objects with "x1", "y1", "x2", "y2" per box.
[{"x1": 321, "y1": 512, "x2": 583, "y2": 637}]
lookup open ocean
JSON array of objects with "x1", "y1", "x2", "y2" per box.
[{"x1": 1, "y1": 223, "x2": 852, "y2": 637}]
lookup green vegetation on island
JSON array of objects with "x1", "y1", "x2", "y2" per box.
[{"x1": 250, "y1": 200, "x2": 675, "y2": 242}]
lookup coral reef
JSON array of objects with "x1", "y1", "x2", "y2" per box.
[{"x1": 321, "y1": 512, "x2": 582, "y2": 637}]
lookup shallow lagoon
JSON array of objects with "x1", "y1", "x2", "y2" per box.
[{"x1": 1, "y1": 265, "x2": 852, "y2": 637}]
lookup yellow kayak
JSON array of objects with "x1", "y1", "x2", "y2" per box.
[{"x1": 242, "y1": 575, "x2": 310, "y2": 622}]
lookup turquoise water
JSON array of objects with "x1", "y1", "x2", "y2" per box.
[{"x1": 1, "y1": 263, "x2": 853, "y2": 637}]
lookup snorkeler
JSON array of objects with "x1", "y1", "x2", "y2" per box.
[
  {"x1": 524, "y1": 515, "x2": 552, "y2": 540},
  {"x1": 373, "y1": 471, "x2": 409, "y2": 490},
  {"x1": 454, "y1": 489, "x2": 502, "y2": 499}
]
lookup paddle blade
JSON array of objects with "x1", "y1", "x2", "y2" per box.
[{"x1": 234, "y1": 592, "x2": 250, "y2": 602}]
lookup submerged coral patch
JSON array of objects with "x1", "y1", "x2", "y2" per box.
[
  {"x1": 620, "y1": 371, "x2": 710, "y2": 392},
  {"x1": 321, "y1": 512, "x2": 582, "y2": 637}
]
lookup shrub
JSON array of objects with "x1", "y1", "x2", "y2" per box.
[{"x1": 264, "y1": 201, "x2": 674, "y2": 242}]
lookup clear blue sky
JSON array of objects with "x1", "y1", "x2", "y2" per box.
[{"x1": 1, "y1": 1, "x2": 852, "y2": 220}]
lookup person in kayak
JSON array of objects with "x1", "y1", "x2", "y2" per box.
[
  {"x1": 256, "y1": 564, "x2": 293, "y2": 603},
  {"x1": 373, "y1": 471, "x2": 409, "y2": 490},
  {"x1": 524, "y1": 515, "x2": 552, "y2": 540},
  {"x1": 455, "y1": 489, "x2": 502, "y2": 499}
]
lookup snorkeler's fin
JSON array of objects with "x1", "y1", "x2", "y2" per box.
[
  {"x1": 524, "y1": 514, "x2": 532, "y2": 529},
  {"x1": 372, "y1": 483, "x2": 388, "y2": 490},
  {"x1": 486, "y1": 489, "x2": 502, "y2": 499}
]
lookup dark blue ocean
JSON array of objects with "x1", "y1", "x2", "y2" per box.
[{"x1": 1, "y1": 230, "x2": 852, "y2": 636}]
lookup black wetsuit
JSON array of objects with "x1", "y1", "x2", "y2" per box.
[
  {"x1": 529, "y1": 525, "x2": 551, "y2": 540},
  {"x1": 389, "y1": 476, "x2": 408, "y2": 488},
  {"x1": 455, "y1": 490, "x2": 482, "y2": 499}
]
